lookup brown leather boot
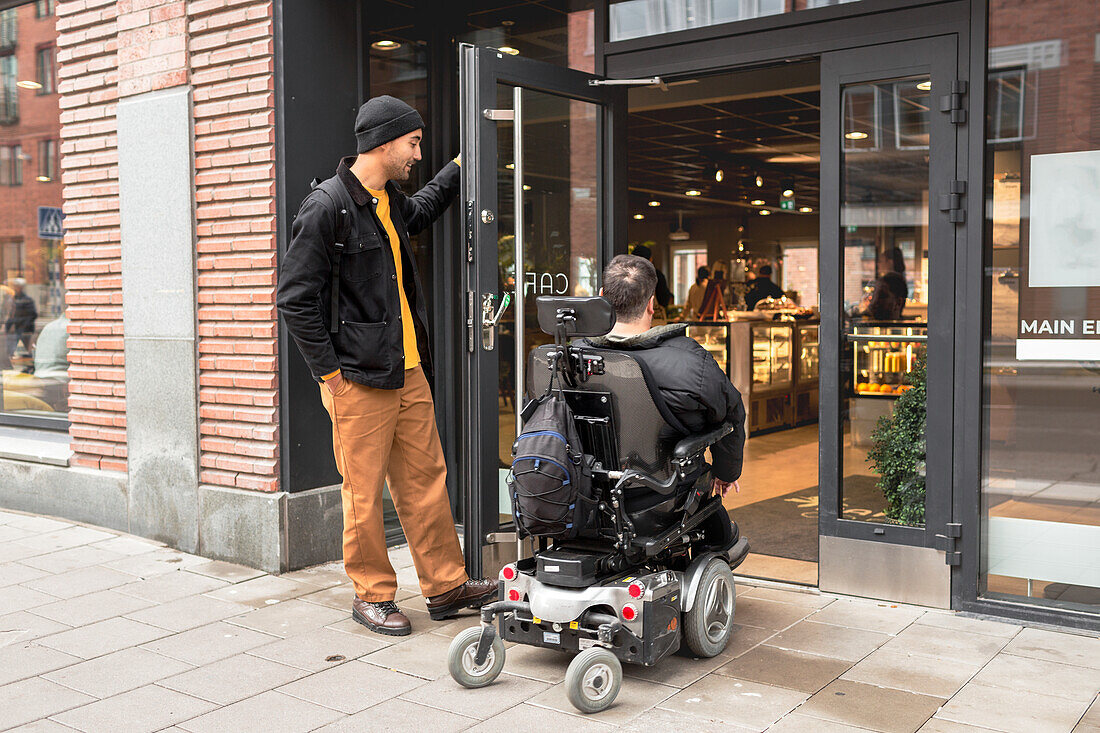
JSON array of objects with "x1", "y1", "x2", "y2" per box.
[
  {"x1": 352, "y1": 598, "x2": 411, "y2": 636},
  {"x1": 425, "y1": 578, "x2": 498, "y2": 621}
]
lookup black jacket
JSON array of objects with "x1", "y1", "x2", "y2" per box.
[
  {"x1": 6, "y1": 292, "x2": 37, "y2": 334},
  {"x1": 745, "y1": 276, "x2": 785, "y2": 310},
  {"x1": 276, "y1": 157, "x2": 460, "y2": 389},
  {"x1": 584, "y1": 324, "x2": 747, "y2": 481}
]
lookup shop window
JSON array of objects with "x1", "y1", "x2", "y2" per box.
[
  {"x1": 35, "y1": 45, "x2": 54, "y2": 94},
  {"x1": 670, "y1": 244, "x2": 708, "y2": 306},
  {"x1": 609, "y1": 0, "x2": 864, "y2": 42},
  {"x1": 1, "y1": 1, "x2": 66, "y2": 427},
  {"x1": 981, "y1": 5, "x2": 1100, "y2": 614}
]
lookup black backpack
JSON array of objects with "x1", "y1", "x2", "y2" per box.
[{"x1": 509, "y1": 379, "x2": 598, "y2": 540}]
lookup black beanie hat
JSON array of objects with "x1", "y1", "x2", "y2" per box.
[{"x1": 355, "y1": 95, "x2": 425, "y2": 153}]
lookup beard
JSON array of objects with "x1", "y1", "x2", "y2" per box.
[{"x1": 385, "y1": 149, "x2": 414, "y2": 181}]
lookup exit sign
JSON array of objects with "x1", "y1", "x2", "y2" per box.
[{"x1": 779, "y1": 198, "x2": 795, "y2": 211}]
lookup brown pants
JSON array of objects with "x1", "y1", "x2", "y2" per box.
[{"x1": 319, "y1": 366, "x2": 467, "y2": 602}]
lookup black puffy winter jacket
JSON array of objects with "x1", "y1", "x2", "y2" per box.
[{"x1": 584, "y1": 323, "x2": 747, "y2": 481}]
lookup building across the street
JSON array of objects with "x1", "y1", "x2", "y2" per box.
[{"x1": 0, "y1": 0, "x2": 1096, "y2": 632}]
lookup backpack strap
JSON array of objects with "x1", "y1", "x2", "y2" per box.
[{"x1": 310, "y1": 178, "x2": 353, "y2": 335}]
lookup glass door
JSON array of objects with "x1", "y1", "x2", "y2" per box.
[
  {"x1": 459, "y1": 45, "x2": 627, "y2": 577},
  {"x1": 818, "y1": 36, "x2": 962, "y2": 572}
]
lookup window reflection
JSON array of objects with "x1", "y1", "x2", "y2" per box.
[{"x1": 609, "y1": 0, "x2": 863, "y2": 42}]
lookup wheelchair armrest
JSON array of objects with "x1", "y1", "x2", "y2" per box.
[
  {"x1": 614, "y1": 469, "x2": 679, "y2": 496},
  {"x1": 673, "y1": 423, "x2": 735, "y2": 461}
]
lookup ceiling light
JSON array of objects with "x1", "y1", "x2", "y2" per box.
[
  {"x1": 685, "y1": 189, "x2": 701, "y2": 196},
  {"x1": 17, "y1": 80, "x2": 42, "y2": 90},
  {"x1": 714, "y1": 168, "x2": 724, "y2": 183},
  {"x1": 845, "y1": 131, "x2": 869, "y2": 140},
  {"x1": 648, "y1": 200, "x2": 661, "y2": 207},
  {"x1": 759, "y1": 209, "x2": 771, "y2": 216},
  {"x1": 754, "y1": 173, "x2": 764, "y2": 188},
  {"x1": 505, "y1": 163, "x2": 514, "y2": 169},
  {"x1": 916, "y1": 80, "x2": 931, "y2": 91},
  {"x1": 738, "y1": 241, "x2": 744, "y2": 252},
  {"x1": 633, "y1": 213, "x2": 645, "y2": 220},
  {"x1": 782, "y1": 188, "x2": 794, "y2": 198},
  {"x1": 799, "y1": 206, "x2": 813, "y2": 213},
  {"x1": 371, "y1": 40, "x2": 402, "y2": 51},
  {"x1": 498, "y1": 46, "x2": 520, "y2": 56},
  {"x1": 36, "y1": 175, "x2": 51, "y2": 182},
  {"x1": 750, "y1": 199, "x2": 765, "y2": 206},
  {"x1": 522, "y1": 184, "x2": 531, "y2": 191}
]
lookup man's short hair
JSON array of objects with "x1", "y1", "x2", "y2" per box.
[
  {"x1": 631, "y1": 244, "x2": 652, "y2": 260},
  {"x1": 603, "y1": 254, "x2": 656, "y2": 321},
  {"x1": 758, "y1": 265, "x2": 773, "y2": 277}
]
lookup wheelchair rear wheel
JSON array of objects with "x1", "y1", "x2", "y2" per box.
[
  {"x1": 565, "y1": 647, "x2": 622, "y2": 714},
  {"x1": 683, "y1": 557, "x2": 736, "y2": 657}
]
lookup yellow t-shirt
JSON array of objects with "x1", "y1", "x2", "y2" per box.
[{"x1": 368, "y1": 185, "x2": 420, "y2": 371}]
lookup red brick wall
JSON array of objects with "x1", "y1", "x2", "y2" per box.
[{"x1": 57, "y1": 0, "x2": 279, "y2": 492}]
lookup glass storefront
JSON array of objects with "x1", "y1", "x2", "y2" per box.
[
  {"x1": 0, "y1": 1, "x2": 66, "y2": 424},
  {"x1": 981, "y1": 0, "x2": 1100, "y2": 613},
  {"x1": 609, "y1": 0, "x2": 863, "y2": 42}
]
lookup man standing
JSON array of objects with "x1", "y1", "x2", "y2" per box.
[
  {"x1": 744, "y1": 264, "x2": 785, "y2": 310},
  {"x1": 277, "y1": 96, "x2": 494, "y2": 636},
  {"x1": 630, "y1": 244, "x2": 673, "y2": 308},
  {"x1": 5, "y1": 278, "x2": 37, "y2": 365}
]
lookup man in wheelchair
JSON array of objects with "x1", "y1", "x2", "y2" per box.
[{"x1": 446, "y1": 256, "x2": 750, "y2": 714}]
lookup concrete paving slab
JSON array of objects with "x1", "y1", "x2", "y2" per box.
[
  {"x1": 1002, "y1": 627, "x2": 1100, "y2": 669},
  {"x1": 765, "y1": 620, "x2": 892, "y2": 662},
  {"x1": 41, "y1": 647, "x2": 194, "y2": 699},
  {"x1": 399, "y1": 672, "x2": 550, "y2": 721},
  {"x1": 659, "y1": 673, "x2": 809, "y2": 730},
  {"x1": 225, "y1": 599, "x2": 347, "y2": 638},
  {"x1": 183, "y1": 560, "x2": 266, "y2": 584},
  {"x1": 360, "y1": 629, "x2": 455, "y2": 680},
  {"x1": 879, "y1": 624, "x2": 1010, "y2": 666},
  {"x1": 114, "y1": 570, "x2": 229, "y2": 603},
  {"x1": 769, "y1": 713, "x2": 879, "y2": 732},
  {"x1": 527, "y1": 675, "x2": 678, "y2": 726},
  {"x1": 716, "y1": 644, "x2": 851, "y2": 693},
  {"x1": 24, "y1": 566, "x2": 138, "y2": 599},
  {"x1": 296, "y1": 585, "x2": 354, "y2": 611},
  {"x1": 917, "y1": 719, "x2": 1003, "y2": 733},
  {"x1": 32, "y1": 590, "x2": 154, "y2": 627},
  {"x1": 279, "y1": 563, "x2": 348, "y2": 589},
  {"x1": 15, "y1": 527, "x2": 116, "y2": 554},
  {"x1": 495, "y1": 644, "x2": 572, "y2": 683},
  {"x1": 809, "y1": 598, "x2": 925, "y2": 635},
  {"x1": 0, "y1": 540, "x2": 53, "y2": 563},
  {"x1": 123, "y1": 594, "x2": 251, "y2": 633},
  {"x1": 0, "y1": 677, "x2": 95, "y2": 729},
  {"x1": 0, "y1": 562, "x2": 49, "y2": 588},
  {"x1": 102, "y1": 549, "x2": 209, "y2": 580},
  {"x1": 619, "y1": 706, "x2": 756, "y2": 732},
  {"x1": 19, "y1": 546, "x2": 126, "y2": 575},
  {"x1": 48, "y1": 684, "x2": 216, "y2": 733},
  {"x1": 159, "y1": 653, "x2": 310, "y2": 706},
  {"x1": 322, "y1": 616, "x2": 402, "y2": 647},
  {"x1": 622, "y1": 647, "x2": 730, "y2": 688},
  {"x1": 138, "y1": 621, "x2": 280, "y2": 666},
  {"x1": 246, "y1": 627, "x2": 388, "y2": 672},
  {"x1": 840, "y1": 647, "x2": 982, "y2": 698},
  {"x1": 913, "y1": 611, "x2": 1022, "y2": 639},
  {"x1": 0, "y1": 610, "x2": 72, "y2": 643},
  {"x1": 798, "y1": 679, "x2": 944, "y2": 733},
  {"x1": 276, "y1": 659, "x2": 426, "y2": 714},
  {"x1": 36, "y1": 617, "x2": 170, "y2": 660},
  {"x1": 5, "y1": 719, "x2": 81, "y2": 732},
  {"x1": 0, "y1": 585, "x2": 58, "y2": 615},
  {"x1": 1075, "y1": 696, "x2": 1100, "y2": 732},
  {"x1": 0, "y1": 525, "x2": 35, "y2": 543},
  {"x1": 969, "y1": 652, "x2": 1100, "y2": 702},
  {"x1": 468, "y1": 702, "x2": 615, "y2": 732},
  {"x1": 86, "y1": 536, "x2": 164, "y2": 557},
  {"x1": 202, "y1": 576, "x2": 314, "y2": 609},
  {"x1": 739, "y1": 586, "x2": 835, "y2": 608},
  {"x1": 728, "y1": 596, "x2": 817, "y2": 631},
  {"x1": 937, "y1": 682, "x2": 1091, "y2": 733},
  {"x1": 717, "y1": 623, "x2": 780, "y2": 659},
  {"x1": 176, "y1": 690, "x2": 345, "y2": 733},
  {"x1": 312, "y1": 698, "x2": 476, "y2": 733},
  {"x1": 0, "y1": 642, "x2": 81, "y2": 687},
  {"x1": 5, "y1": 515, "x2": 73, "y2": 533}
]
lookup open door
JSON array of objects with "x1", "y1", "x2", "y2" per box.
[
  {"x1": 818, "y1": 35, "x2": 965, "y2": 605},
  {"x1": 459, "y1": 45, "x2": 628, "y2": 578}
]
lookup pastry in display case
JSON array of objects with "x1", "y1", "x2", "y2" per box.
[
  {"x1": 850, "y1": 322, "x2": 927, "y2": 397},
  {"x1": 797, "y1": 324, "x2": 819, "y2": 384},
  {"x1": 685, "y1": 323, "x2": 730, "y2": 375},
  {"x1": 751, "y1": 323, "x2": 792, "y2": 389}
]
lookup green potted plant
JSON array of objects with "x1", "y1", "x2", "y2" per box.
[{"x1": 866, "y1": 349, "x2": 927, "y2": 525}]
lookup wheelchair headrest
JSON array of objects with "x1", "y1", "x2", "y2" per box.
[{"x1": 536, "y1": 296, "x2": 616, "y2": 339}]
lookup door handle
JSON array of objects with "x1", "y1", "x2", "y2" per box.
[{"x1": 481, "y1": 291, "x2": 512, "y2": 351}]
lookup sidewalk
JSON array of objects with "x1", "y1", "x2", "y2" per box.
[{"x1": 0, "y1": 508, "x2": 1097, "y2": 733}]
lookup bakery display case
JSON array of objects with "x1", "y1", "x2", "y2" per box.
[
  {"x1": 685, "y1": 323, "x2": 730, "y2": 376},
  {"x1": 750, "y1": 323, "x2": 793, "y2": 390},
  {"x1": 793, "y1": 323, "x2": 820, "y2": 425},
  {"x1": 848, "y1": 321, "x2": 927, "y2": 446}
]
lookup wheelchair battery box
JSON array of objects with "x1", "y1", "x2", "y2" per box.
[{"x1": 535, "y1": 549, "x2": 599, "y2": 588}]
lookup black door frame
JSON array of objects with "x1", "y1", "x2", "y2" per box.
[{"x1": 459, "y1": 45, "x2": 627, "y2": 578}]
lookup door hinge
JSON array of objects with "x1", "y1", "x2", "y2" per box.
[
  {"x1": 588, "y1": 76, "x2": 663, "y2": 87},
  {"x1": 466, "y1": 290, "x2": 476, "y2": 353},
  {"x1": 939, "y1": 180, "x2": 966, "y2": 223},
  {"x1": 939, "y1": 80, "x2": 968, "y2": 124},
  {"x1": 464, "y1": 200, "x2": 475, "y2": 262},
  {"x1": 935, "y1": 522, "x2": 962, "y2": 566}
]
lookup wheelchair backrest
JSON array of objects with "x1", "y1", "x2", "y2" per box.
[{"x1": 528, "y1": 345, "x2": 676, "y2": 482}]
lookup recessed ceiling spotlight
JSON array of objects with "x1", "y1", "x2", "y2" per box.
[
  {"x1": 714, "y1": 168, "x2": 724, "y2": 183},
  {"x1": 799, "y1": 206, "x2": 813, "y2": 213},
  {"x1": 522, "y1": 184, "x2": 531, "y2": 191},
  {"x1": 685, "y1": 189, "x2": 701, "y2": 196},
  {"x1": 505, "y1": 163, "x2": 515, "y2": 169},
  {"x1": 845, "y1": 131, "x2": 869, "y2": 140},
  {"x1": 371, "y1": 40, "x2": 402, "y2": 51},
  {"x1": 916, "y1": 80, "x2": 931, "y2": 91},
  {"x1": 498, "y1": 46, "x2": 520, "y2": 56},
  {"x1": 633, "y1": 213, "x2": 645, "y2": 220},
  {"x1": 782, "y1": 188, "x2": 794, "y2": 198},
  {"x1": 648, "y1": 200, "x2": 661, "y2": 207},
  {"x1": 16, "y1": 80, "x2": 42, "y2": 89},
  {"x1": 759, "y1": 209, "x2": 771, "y2": 216},
  {"x1": 754, "y1": 173, "x2": 764, "y2": 188},
  {"x1": 750, "y1": 199, "x2": 765, "y2": 206}
]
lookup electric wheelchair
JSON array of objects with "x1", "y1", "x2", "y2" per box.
[{"x1": 447, "y1": 296, "x2": 749, "y2": 714}]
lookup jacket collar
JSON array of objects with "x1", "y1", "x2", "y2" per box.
[
  {"x1": 585, "y1": 323, "x2": 687, "y2": 350},
  {"x1": 337, "y1": 156, "x2": 399, "y2": 208}
]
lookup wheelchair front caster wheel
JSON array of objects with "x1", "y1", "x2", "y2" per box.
[
  {"x1": 565, "y1": 647, "x2": 622, "y2": 714},
  {"x1": 448, "y1": 626, "x2": 505, "y2": 688}
]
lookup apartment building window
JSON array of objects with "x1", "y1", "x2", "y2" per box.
[
  {"x1": 34, "y1": 0, "x2": 54, "y2": 18},
  {"x1": 0, "y1": 145, "x2": 22, "y2": 185},
  {"x1": 35, "y1": 45, "x2": 54, "y2": 94},
  {"x1": 0, "y1": 54, "x2": 16, "y2": 124},
  {"x1": 37, "y1": 139, "x2": 55, "y2": 182}
]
